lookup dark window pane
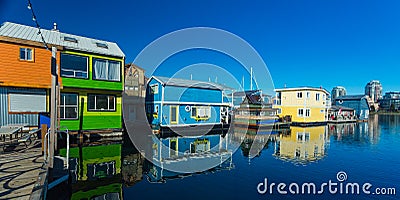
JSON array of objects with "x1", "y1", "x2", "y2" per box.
[
  {"x1": 108, "y1": 96, "x2": 115, "y2": 110},
  {"x1": 20, "y1": 48, "x2": 25, "y2": 59},
  {"x1": 60, "y1": 108, "x2": 65, "y2": 119},
  {"x1": 64, "y1": 94, "x2": 77, "y2": 105},
  {"x1": 65, "y1": 107, "x2": 77, "y2": 118},
  {"x1": 88, "y1": 95, "x2": 96, "y2": 110},
  {"x1": 96, "y1": 96, "x2": 108, "y2": 110},
  {"x1": 60, "y1": 53, "x2": 88, "y2": 78},
  {"x1": 191, "y1": 107, "x2": 196, "y2": 117},
  {"x1": 171, "y1": 107, "x2": 177, "y2": 121}
]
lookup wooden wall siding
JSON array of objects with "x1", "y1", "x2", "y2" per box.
[{"x1": 0, "y1": 42, "x2": 61, "y2": 88}]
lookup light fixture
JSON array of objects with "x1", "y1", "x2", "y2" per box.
[{"x1": 27, "y1": 3, "x2": 32, "y2": 10}]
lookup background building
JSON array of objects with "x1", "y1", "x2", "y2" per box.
[
  {"x1": 334, "y1": 95, "x2": 370, "y2": 120},
  {"x1": 331, "y1": 86, "x2": 346, "y2": 101},
  {"x1": 379, "y1": 92, "x2": 400, "y2": 111},
  {"x1": 365, "y1": 80, "x2": 382, "y2": 103}
]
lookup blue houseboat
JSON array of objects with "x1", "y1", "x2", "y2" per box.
[
  {"x1": 334, "y1": 95, "x2": 370, "y2": 120},
  {"x1": 145, "y1": 76, "x2": 233, "y2": 136},
  {"x1": 146, "y1": 134, "x2": 233, "y2": 182}
]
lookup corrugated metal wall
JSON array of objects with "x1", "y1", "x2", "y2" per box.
[{"x1": 0, "y1": 87, "x2": 45, "y2": 127}]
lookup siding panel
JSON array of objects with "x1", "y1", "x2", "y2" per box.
[{"x1": 0, "y1": 87, "x2": 44, "y2": 127}]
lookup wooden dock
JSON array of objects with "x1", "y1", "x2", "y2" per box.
[{"x1": 0, "y1": 141, "x2": 43, "y2": 200}]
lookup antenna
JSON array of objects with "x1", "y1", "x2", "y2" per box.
[
  {"x1": 250, "y1": 67, "x2": 253, "y2": 91},
  {"x1": 242, "y1": 76, "x2": 244, "y2": 90}
]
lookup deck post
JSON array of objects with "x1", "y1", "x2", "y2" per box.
[{"x1": 49, "y1": 46, "x2": 58, "y2": 168}]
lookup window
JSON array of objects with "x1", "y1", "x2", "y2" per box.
[
  {"x1": 64, "y1": 36, "x2": 78, "y2": 43},
  {"x1": 170, "y1": 106, "x2": 178, "y2": 124},
  {"x1": 297, "y1": 132, "x2": 310, "y2": 142},
  {"x1": 20, "y1": 47, "x2": 33, "y2": 61},
  {"x1": 305, "y1": 109, "x2": 310, "y2": 117},
  {"x1": 298, "y1": 108, "x2": 304, "y2": 116},
  {"x1": 60, "y1": 53, "x2": 88, "y2": 78},
  {"x1": 191, "y1": 106, "x2": 211, "y2": 119},
  {"x1": 316, "y1": 93, "x2": 320, "y2": 101},
  {"x1": 9, "y1": 90, "x2": 46, "y2": 113},
  {"x1": 277, "y1": 108, "x2": 282, "y2": 114},
  {"x1": 96, "y1": 42, "x2": 108, "y2": 49},
  {"x1": 190, "y1": 139, "x2": 210, "y2": 153},
  {"x1": 93, "y1": 58, "x2": 121, "y2": 81},
  {"x1": 306, "y1": 92, "x2": 310, "y2": 98},
  {"x1": 297, "y1": 92, "x2": 303, "y2": 98},
  {"x1": 150, "y1": 84, "x2": 159, "y2": 94},
  {"x1": 169, "y1": 139, "x2": 178, "y2": 156},
  {"x1": 191, "y1": 107, "x2": 197, "y2": 117},
  {"x1": 88, "y1": 94, "x2": 116, "y2": 111},
  {"x1": 314, "y1": 145, "x2": 319, "y2": 157},
  {"x1": 60, "y1": 93, "x2": 78, "y2": 119}
]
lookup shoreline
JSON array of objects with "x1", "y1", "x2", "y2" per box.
[{"x1": 370, "y1": 112, "x2": 400, "y2": 115}]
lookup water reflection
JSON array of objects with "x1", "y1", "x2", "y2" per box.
[
  {"x1": 328, "y1": 119, "x2": 380, "y2": 145},
  {"x1": 121, "y1": 137, "x2": 145, "y2": 187},
  {"x1": 273, "y1": 126, "x2": 328, "y2": 165},
  {"x1": 231, "y1": 127, "x2": 284, "y2": 158},
  {"x1": 65, "y1": 143, "x2": 123, "y2": 199},
  {"x1": 62, "y1": 114, "x2": 400, "y2": 199},
  {"x1": 145, "y1": 134, "x2": 233, "y2": 183}
]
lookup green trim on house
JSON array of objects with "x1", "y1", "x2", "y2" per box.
[
  {"x1": 59, "y1": 89, "x2": 122, "y2": 130},
  {"x1": 60, "y1": 51, "x2": 124, "y2": 91}
]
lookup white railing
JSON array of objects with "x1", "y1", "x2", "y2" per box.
[{"x1": 43, "y1": 127, "x2": 70, "y2": 169}]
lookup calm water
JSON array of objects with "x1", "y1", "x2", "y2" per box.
[{"x1": 65, "y1": 114, "x2": 400, "y2": 200}]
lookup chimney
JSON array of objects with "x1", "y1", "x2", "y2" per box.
[{"x1": 52, "y1": 22, "x2": 59, "y2": 31}]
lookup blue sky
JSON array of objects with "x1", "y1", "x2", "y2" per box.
[{"x1": 1, "y1": 0, "x2": 399, "y2": 95}]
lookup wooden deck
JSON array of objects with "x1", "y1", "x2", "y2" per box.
[{"x1": 0, "y1": 140, "x2": 43, "y2": 200}]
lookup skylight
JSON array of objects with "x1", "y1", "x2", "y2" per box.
[
  {"x1": 96, "y1": 42, "x2": 108, "y2": 49},
  {"x1": 64, "y1": 36, "x2": 78, "y2": 43}
]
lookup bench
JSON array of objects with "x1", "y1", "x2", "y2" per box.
[
  {"x1": 1, "y1": 129, "x2": 40, "y2": 150},
  {"x1": 17, "y1": 133, "x2": 32, "y2": 147}
]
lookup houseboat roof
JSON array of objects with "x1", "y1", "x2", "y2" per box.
[
  {"x1": 335, "y1": 95, "x2": 368, "y2": 101},
  {"x1": 232, "y1": 90, "x2": 261, "y2": 96},
  {"x1": 0, "y1": 22, "x2": 125, "y2": 58},
  {"x1": 152, "y1": 76, "x2": 233, "y2": 90},
  {"x1": 275, "y1": 87, "x2": 329, "y2": 94},
  {"x1": 329, "y1": 105, "x2": 355, "y2": 111}
]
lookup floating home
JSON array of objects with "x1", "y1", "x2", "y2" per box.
[
  {"x1": 0, "y1": 22, "x2": 125, "y2": 132},
  {"x1": 273, "y1": 87, "x2": 330, "y2": 126},
  {"x1": 333, "y1": 95, "x2": 370, "y2": 120},
  {"x1": 327, "y1": 105, "x2": 356, "y2": 123},
  {"x1": 145, "y1": 76, "x2": 233, "y2": 135},
  {"x1": 233, "y1": 90, "x2": 280, "y2": 130},
  {"x1": 0, "y1": 22, "x2": 58, "y2": 127}
]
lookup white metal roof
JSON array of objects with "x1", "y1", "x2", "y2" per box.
[
  {"x1": 152, "y1": 76, "x2": 233, "y2": 91},
  {"x1": 275, "y1": 87, "x2": 329, "y2": 94},
  {"x1": 0, "y1": 22, "x2": 125, "y2": 58}
]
